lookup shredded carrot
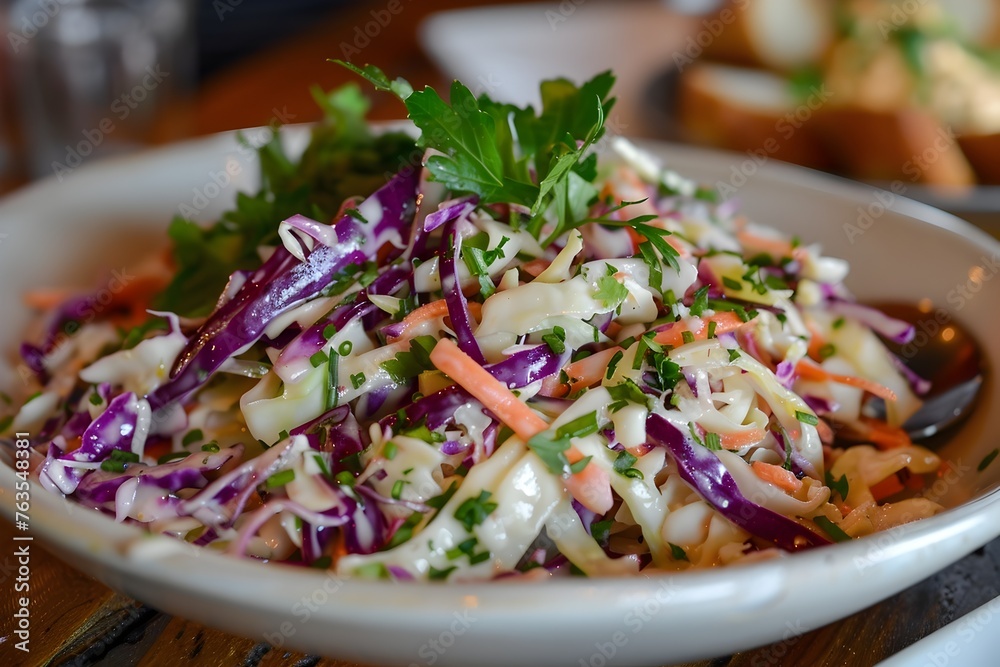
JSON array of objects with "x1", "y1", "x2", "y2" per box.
[
  {"x1": 857, "y1": 416, "x2": 912, "y2": 450},
  {"x1": 430, "y1": 338, "x2": 613, "y2": 514},
  {"x1": 736, "y1": 230, "x2": 807, "y2": 262},
  {"x1": 387, "y1": 300, "x2": 481, "y2": 343},
  {"x1": 651, "y1": 311, "x2": 748, "y2": 348},
  {"x1": 870, "y1": 474, "x2": 905, "y2": 501},
  {"x1": 804, "y1": 319, "x2": 828, "y2": 363},
  {"x1": 540, "y1": 347, "x2": 620, "y2": 398},
  {"x1": 520, "y1": 258, "x2": 550, "y2": 277},
  {"x1": 815, "y1": 418, "x2": 834, "y2": 444},
  {"x1": 24, "y1": 288, "x2": 73, "y2": 310},
  {"x1": 795, "y1": 359, "x2": 897, "y2": 403},
  {"x1": 564, "y1": 448, "x2": 614, "y2": 514},
  {"x1": 719, "y1": 427, "x2": 766, "y2": 450},
  {"x1": 751, "y1": 461, "x2": 803, "y2": 493},
  {"x1": 431, "y1": 338, "x2": 548, "y2": 441},
  {"x1": 542, "y1": 312, "x2": 751, "y2": 399}
]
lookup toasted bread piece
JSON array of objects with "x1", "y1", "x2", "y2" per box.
[
  {"x1": 814, "y1": 106, "x2": 976, "y2": 186},
  {"x1": 701, "y1": 0, "x2": 834, "y2": 71},
  {"x1": 957, "y1": 133, "x2": 1000, "y2": 184},
  {"x1": 678, "y1": 63, "x2": 832, "y2": 169}
]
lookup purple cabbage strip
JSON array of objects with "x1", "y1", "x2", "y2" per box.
[
  {"x1": 828, "y1": 300, "x2": 915, "y2": 344},
  {"x1": 802, "y1": 394, "x2": 839, "y2": 415},
  {"x1": 39, "y1": 392, "x2": 148, "y2": 495},
  {"x1": 423, "y1": 195, "x2": 478, "y2": 232},
  {"x1": 343, "y1": 494, "x2": 389, "y2": 555},
  {"x1": 775, "y1": 360, "x2": 796, "y2": 389},
  {"x1": 75, "y1": 446, "x2": 241, "y2": 509},
  {"x1": 645, "y1": 414, "x2": 830, "y2": 552},
  {"x1": 148, "y1": 169, "x2": 420, "y2": 412},
  {"x1": 440, "y1": 220, "x2": 487, "y2": 365},
  {"x1": 487, "y1": 344, "x2": 569, "y2": 389},
  {"x1": 230, "y1": 498, "x2": 354, "y2": 558},
  {"x1": 20, "y1": 342, "x2": 47, "y2": 378}
]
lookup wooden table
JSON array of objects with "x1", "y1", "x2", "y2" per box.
[{"x1": 3, "y1": 1, "x2": 1000, "y2": 665}]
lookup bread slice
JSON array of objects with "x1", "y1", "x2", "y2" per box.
[
  {"x1": 814, "y1": 106, "x2": 976, "y2": 186},
  {"x1": 678, "y1": 62, "x2": 832, "y2": 169},
  {"x1": 957, "y1": 132, "x2": 1000, "y2": 184},
  {"x1": 701, "y1": 0, "x2": 834, "y2": 71}
]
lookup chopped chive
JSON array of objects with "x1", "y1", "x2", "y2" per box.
[
  {"x1": 429, "y1": 565, "x2": 457, "y2": 581},
  {"x1": 606, "y1": 350, "x2": 624, "y2": 380},
  {"x1": 335, "y1": 470, "x2": 355, "y2": 486},
  {"x1": 681, "y1": 331, "x2": 695, "y2": 345},
  {"x1": 383, "y1": 441, "x2": 398, "y2": 460},
  {"x1": 182, "y1": 429, "x2": 204, "y2": 447},
  {"x1": 310, "y1": 350, "x2": 329, "y2": 368},
  {"x1": 703, "y1": 432, "x2": 721, "y2": 450},
  {"x1": 556, "y1": 411, "x2": 599, "y2": 439},
  {"x1": 391, "y1": 479, "x2": 406, "y2": 500},
  {"x1": 323, "y1": 323, "x2": 338, "y2": 340},
  {"x1": 707, "y1": 321, "x2": 717, "y2": 339},
  {"x1": 795, "y1": 410, "x2": 819, "y2": 426},
  {"x1": 313, "y1": 454, "x2": 332, "y2": 479},
  {"x1": 722, "y1": 276, "x2": 743, "y2": 291},
  {"x1": 345, "y1": 207, "x2": 368, "y2": 223},
  {"x1": 668, "y1": 542, "x2": 689, "y2": 561},
  {"x1": 89, "y1": 392, "x2": 104, "y2": 406},
  {"x1": 266, "y1": 469, "x2": 295, "y2": 488},
  {"x1": 727, "y1": 349, "x2": 741, "y2": 362},
  {"x1": 818, "y1": 343, "x2": 836, "y2": 360},
  {"x1": 569, "y1": 456, "x2": 592, "y2": 474},
  {"x1": 201, "y1": 442, "x2": 220, "y2": 453},
  {"x1": 833, "y1": 317, "x2": 845, "y2": 330},
  {"x1": 814, "y1": 516, "x2": 850, "y2": 542},
  {"x1": 338, "y1": 340, "x2": 354, "y2": 356},
  {"x1": 350, "y1": 372, "x2": 366, "y2": 389},
  {"x1": 100, "y1": 459, "x2": 127, "y2": 473}
]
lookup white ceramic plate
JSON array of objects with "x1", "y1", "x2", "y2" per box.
[{"x1": 2, "y1": 129, "x2": 1000, "y2": 667}]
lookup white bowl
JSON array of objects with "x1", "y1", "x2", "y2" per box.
[{"x1": 2, "y1": 129, "x2": 999, "y2": 666}]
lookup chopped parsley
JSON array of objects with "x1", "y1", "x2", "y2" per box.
[{"x1": 454, "y1": 491, "x2": 499, "y2": 531}]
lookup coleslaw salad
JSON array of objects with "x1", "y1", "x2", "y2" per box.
[{"x1": 0, "y1": 65, "x2": 944, "y2": 582}]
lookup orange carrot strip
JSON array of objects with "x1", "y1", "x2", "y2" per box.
[
  {"x1": 543, "y1": 312, "x2": 751, "y2": 399},
  {"x1": 430, "y1": 338, "x2": 612, "y2": 514},
  {"x1": 719, "y1": 427, "x2": 767, "y2": 450},
  {"x1": 751, "y1": 461, "x2": 803, "y2": 493},
  {"x1": 564, "y1": 448, "x2": 613, "y2": 515},
  {"x1": 431, "y1": 338, "x2": 548, "y2": 441},
  {"x1": 520, "y1": 258, "x2": 550, "y2": 277},
  {"x1": 736, "y1": 230, "x2": 807, "y2": 262},
  {"x1": 804, "y1": 319, "x2": 828, "y2": 363},
  {"x1": 870, "y1": 474, "x2": 905, "y2": 501},
  {"x1": 815, "y1": 418, "x2": 834, "y2": 444},
  {"x1": 651, "y1": 311, "x2": 748, "y2": 348},
  {"x1": 857, "y1": 416, "x2": 912, "y2": 450},
  {"x1": 795, "y1": 360, "x2": 898, "y2": 403},
  {"x1": 387, "y1": 300, "x2": 481, "y2": 343},
  {"x1": 24, "y1": 288, "x2": 73, "y2": 310}
]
